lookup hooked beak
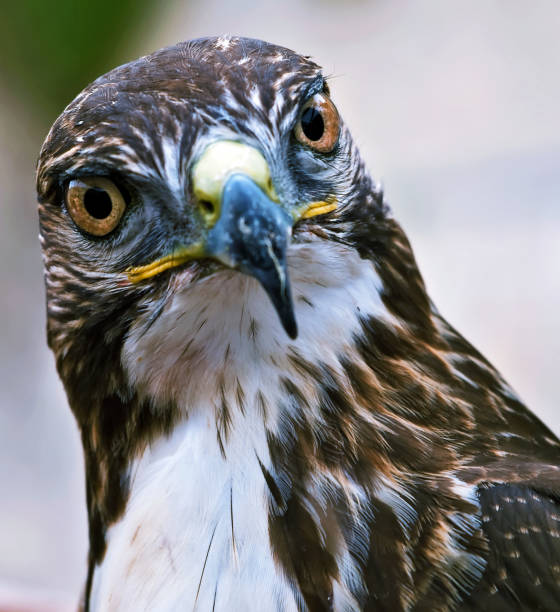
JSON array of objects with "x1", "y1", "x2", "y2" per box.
[
  {"x1": 206, "y1": 172, "x2": 297, "y2": 338},
  {"x1": 126, "y1": 140, "x2": 337, "y2": 340}
]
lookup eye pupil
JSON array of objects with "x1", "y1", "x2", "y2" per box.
[
  {"x1": 84, "y1": 187, "x2": 113, "y2": 219},
  {"x1": 301, "y1": 107, "x2": 325, "y2": 141}
]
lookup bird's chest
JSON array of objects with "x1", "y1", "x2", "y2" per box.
[
  {"x1": 89, "y1": 245, "x2": 389, "y2": 610},
  {"x1": 89, "y1": 408, "x2": 298, "y2": 612}
]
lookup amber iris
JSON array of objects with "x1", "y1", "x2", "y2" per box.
[
  {"x1": 66, "y1": 177, "x2": 126, "y2": 236},
  {"x1": 294, "y1": 93, "x2": 339, "y2": 153}
]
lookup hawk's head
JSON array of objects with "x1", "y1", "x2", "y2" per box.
[
  {"x1": 37, "y1": 37, "x2": 423, "y2": 438},
  {"x1": 38, "y1": 37, "x2": 556, "y2": 611},
  {"x1": 37, "y1": 36, "x2": 401, "y2": 365}
]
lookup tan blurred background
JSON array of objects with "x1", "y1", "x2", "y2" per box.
[{"x1": 0, "y1": 0, "x2": 558, "y2": 604}]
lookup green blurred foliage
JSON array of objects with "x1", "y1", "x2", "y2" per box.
[{"x1": 0, "y1": 0, "x2": 159, "y2": 121}]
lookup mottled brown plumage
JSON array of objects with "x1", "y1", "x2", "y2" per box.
[{"x1": 37, "y1": 37, "x2": 560, "y2": 611}]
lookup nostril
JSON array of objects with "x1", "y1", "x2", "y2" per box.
[{"x1": 199, "y1": 200, "x2": 215, "y2": 215}]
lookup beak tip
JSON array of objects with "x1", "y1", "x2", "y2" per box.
[
  {"x1": 270, "y1": 290, "x2": 298, "y2": 340},
  {"x1": 265, "y1": 290, "x2": 298, "y2": 339},
  {"x1": 284, "y1": 318, "x2": 298, "y2": 340}
]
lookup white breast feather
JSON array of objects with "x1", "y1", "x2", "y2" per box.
[{"x1": 89, "y1": 240, "x2": 393, "y2": 611}]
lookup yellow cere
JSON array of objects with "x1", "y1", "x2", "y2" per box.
[
  {"x1": 192, "y1": 140, "x2": 278, "y2": 220},
  {"x1": 126, "y1": 244, "x2": 204, "y2": 283}
]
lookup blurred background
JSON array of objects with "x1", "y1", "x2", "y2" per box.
[{"x1": 0, "y1": 0, "x2": 558, "y2": 606}]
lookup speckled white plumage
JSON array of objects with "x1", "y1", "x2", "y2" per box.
[{"x1": 91, "y1": 241, "x2": 390, "y2": 611}]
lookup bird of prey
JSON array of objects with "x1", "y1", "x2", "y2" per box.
[{"x1": 36, "y1": 37, "x2": 560, "y2": 611}]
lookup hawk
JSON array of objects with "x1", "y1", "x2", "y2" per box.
[{"x1": 36, "y1": 37, "x2": 560, "y2": 611}]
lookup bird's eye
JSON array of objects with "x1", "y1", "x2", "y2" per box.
[
  {"x1": 66, "y1": 177, "x2": 126, "y2": 236},
  {"x1": 294, "y1": 93, "x2": 339, "y2": 153}
]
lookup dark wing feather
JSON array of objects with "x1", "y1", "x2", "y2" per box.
[{"x1": 461, "y1": 483, "x2": 560, "y2": 611}]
